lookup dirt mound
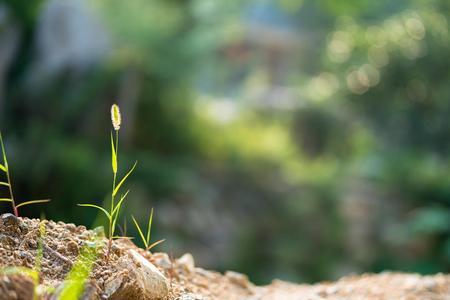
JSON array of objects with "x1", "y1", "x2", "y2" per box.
[{"x1": 0, "y1": 214, "x2": 449, "y2": 300}]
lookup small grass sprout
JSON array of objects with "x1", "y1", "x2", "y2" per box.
[
  {"x1": 131, "y1": 208, "x2": 165, "y2": 251},
  {"x1": 0, "y1": 219, "x2": 48, "y2": 300},
  {"x1": 0, "y1": 132, "x2": 50, "y2": 217},
  {"x1": 58, "y1": 237, "x2": 101, "y2": 300},
  {"x1": 78, "y1": 104, "x2": 137, "y2": 260}
]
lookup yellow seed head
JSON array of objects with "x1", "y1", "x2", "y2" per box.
[{"x1": 111, "y1": 104, "x2": 121, "y2": 131}]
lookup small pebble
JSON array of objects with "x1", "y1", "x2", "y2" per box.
[
  {"x1": 225, "y1": 271, "x2": 251, "y2": 289},
  {"x1": 177, "y1": 253, "x2": 195, "y2": 273},
  {"x1": 152, "y1": 252, "x2": 172, "y2": 269},
  {"x1": 1, "y1": 213, "x2": 19, "y2": 227},
  {"x1": 67, "y1": 240, "x2": 79, "y2": 255}
]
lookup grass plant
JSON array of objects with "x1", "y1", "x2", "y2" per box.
[
  {"x1": 78, "y1": 104, "x2": 137, "y2": 260},
  {"x1": 0, "y1": 133, "x2": 50, "y2": 216},
  {"x1": 131, "y1": 208, "x2": 165, "y2": 251}
]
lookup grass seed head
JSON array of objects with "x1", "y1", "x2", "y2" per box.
[{"x1": 111, "y1": 104, "x2": 121, "y2": 131}]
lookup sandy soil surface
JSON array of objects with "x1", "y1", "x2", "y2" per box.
[{"x1": 0, "y1": 214, "x2": 449, "y2": 300}]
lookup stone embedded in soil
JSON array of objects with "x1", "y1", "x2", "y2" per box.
[
  {"x1": 0, "y1": 274, "x2": 34, "y2": 300},
  {"x1": 151, "y1": 253, "x2": 172, "y2": 269},
  {"x1": 104, "y1": 249, "x2": 169, "y2": 300},
  {"x1": 176, "y1": 253, "x2": 195, "y2": 273},
  {"x1": 225, "y1": 271, "x2": 252, "y2": 289},
  {"x1": 1, "y1": 214, "x2": 19, "y2": 227}
]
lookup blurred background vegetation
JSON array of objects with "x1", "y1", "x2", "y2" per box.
[{"x1": 0, "y1": 0, "x2": 449, "y2": 284}]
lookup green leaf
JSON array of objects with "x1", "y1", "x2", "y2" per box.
[
  {"x1": 147, "y1": 239, "x2": 165, "y2": 251},
  {"x1": 131, "y1": 215, "x2": 148, "y2": 249},
  {"x1": 111, "y1": 191, "x2": 130, "y2": 237},
  {"x1": 78, "y1": 204, "x2": 111, "y2": 220},
  {"x1": 111, "y1": 132, "x2": 117, "y2": 174},
  {"x1": 0, "y1": 133, "x2": 8, "y2": 169},
  {"x1": 111, "y1": 216, "x2": 118, "y2": 237},
  {"x1": 0, "y1": 198, "x2": 12, "y2": 202},
  {"x1": 16, "y1": 199, "x2": 50, "y2": 209},
  {"x1": 111, "y1": 190, "x2": 130, "y2": 218},
  {"x1": 146, "y1": 208, "x2": 154, "y2": 244},
  {"x1": 113, "y1": 161, "x2": 137, "y2": 197},
  {"x1": 59, "y1": 240, "x2": 100, "y2": 300},
  {"x1": 0, "y1": 181, "x2": 9, "y2": 186},
  {"x1": 0, "y1": 164, "x2": 6, "y2": 172}
]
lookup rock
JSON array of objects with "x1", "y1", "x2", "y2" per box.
[
  {"x1": 151, "y1": 252, "x2": 172, "y2": 269},
  {"x1": 0, "y1": 274, "x2": 35, "y2": 300},
  {"x1": 18, "y1": 222, "x2": 29, "y2": 234},
  {"x1": 64, "y1": 223, "x2": 77, "y2": 232},
  {"x1": 1, "y1": 214, "x2": 19, "y2": 227},
  {"x1": 225, "y1": 271, "x2": 252, "y2": 289},
  {"x1": 176, "y1": 253, "x2": 195, "y2": 273},
  {"x1": 104, "y1": 249, "x2": 169, "y2": 300},
  {"x1": 66, "y1": 240, "x2": 79, "y2": 256},
  {"x1": 0, "y1": 234, "x2": 16, "y2": 247}
]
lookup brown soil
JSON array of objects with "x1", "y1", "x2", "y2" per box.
[{"x1": 0, "y1": 214, "x2": 449, "y2": 300}]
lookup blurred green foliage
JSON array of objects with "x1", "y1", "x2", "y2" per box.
[{"x1": 0, "y1": 0, "x2": 449, "y2": 284}]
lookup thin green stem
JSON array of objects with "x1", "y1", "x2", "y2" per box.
[
  {"x1": 115, "y1": 130, "x2": 119, "y2": 162},
  {"x1": 107, "y1": 130, "x2": 119, "y2": 261},
  {"x1": 5, "y1": 166, "x2": 17, "y2": 217},
  {"x1": 111, "y1": 131, "x2": 119, "y2": 212},
  {"x1": 110, "y1": 130, "x2": 119, "y2": 236},
  {"x1": 111, "y1": 176, "x2": 116, "y2": 227},
  {"x1": 0, "y1": 133, "x2": 16, "y2": 216}
]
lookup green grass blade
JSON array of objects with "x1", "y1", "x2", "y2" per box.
[
  {"x1": 146, "y1": 208, "x2": 154, "y2": 244},
  {"x1": 147, "y1": 239, "x2": 165, "y2": 251},
  {"x1": 111, "y1": 215, "x2": 119, "y2": 237},
  {"x1": 131, "y1": 215, "x2": 148, "y2": 249},
  {"x1": 110, "y1": 191, "x2": 130, "y2": 236},
  {"x1": 111, "y1": 219, "x2": 117, "y2": 237},
  {"x1": 0, "y1": 133, "x2": 8, "y2": 169},
  {"x1": 113, "y1": 161, "x2": 137, "y2": 196},
  {"x1": 35, "y1": 221, "x2": 46, "y2": 276},
  {"x1": 59, "y1": 240, "x2": 100, "y2": 300},
  {"x1": 78, "y1": 204, "x2": 111, "y2": 220},
  {"x1": 0, "y1": 181, "x2": 9, "y2": 186},
  {"x1": 0, "y1": 164, "x2": 6, "y2": 172},
  {"x1": 16, "y1": 199, "x2": 50, "y2": 209},
  {"x1": 0, "y1": 198, "x2": 12, "y2": 202},
  {"x1": 111, "y1": 132, "x2": 117, "y2": 174},
  {"x1": 111, "y1": 190, "x2": 130, "y2": 217}
]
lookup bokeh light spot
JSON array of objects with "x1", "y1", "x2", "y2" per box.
[
  {"x1": 327, "y1": 31, "x2": 354, "y2": 63},
  {"x1": 308, "y1": 72, "x2": 340, "y2": 101},
  {"x1": 405, "y1": 17, "x2": 426, "y2": 40},
  {"x1": 347, "y1": 70, "x2": 368, "y2": 94}
]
